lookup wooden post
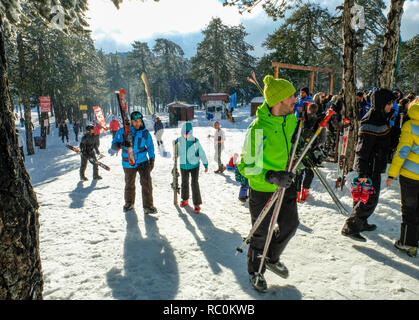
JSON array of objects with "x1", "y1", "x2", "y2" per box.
[
  {"x1": 274, "y1": 66, "x2": 278, "y2": 79},
  {"x1": 330, "y1": 72, "x2": 334, "y2": 95},
  {"x1": 310, "y1": 71, "x2": 315, "y2": 94}
]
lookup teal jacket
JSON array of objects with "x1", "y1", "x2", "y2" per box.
[
  {"x1": 238, "y1": 101, "x2": 297, "y2": 192},
  {"x1": 176, "y1": 123, "x2": 208, "y2": 170}
]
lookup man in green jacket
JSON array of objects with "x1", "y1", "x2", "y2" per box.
[{"x1": 238, "y1": 75, "x2": 298, "y2": 292}]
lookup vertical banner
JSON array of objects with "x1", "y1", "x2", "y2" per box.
[
  {"x1": 141, "y1": 72, "x2": 153, "y2": 115},
  {"x1": 40, "y1": 96, "x2": 51, "y2": 112},
  {"x1": 92, "y1": 106, "x2": 108, "y2": 133}
]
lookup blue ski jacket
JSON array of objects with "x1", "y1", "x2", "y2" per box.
[{"x1": 111, "y1": 126, "x2": 155, "y2": 168}]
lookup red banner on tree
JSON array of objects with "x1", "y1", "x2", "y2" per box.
[
  {"x1": 93, "y1": 106, "x2": 108, "y2": 133},
  {"x1": 40, "y1": 96, "x2": 51, "y2": 113}
]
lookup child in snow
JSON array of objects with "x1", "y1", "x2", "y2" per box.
[
  {"x1": 175, "y1": 122, "x2": 208, "y2": 213},
  {"x1": 386, "y1": 98, "x2": 419, "y2": 257},
  {"x1": 226, "y1": 153, "x2": 239, "y2": 171}
]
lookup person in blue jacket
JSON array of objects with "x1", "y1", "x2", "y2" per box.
[
  {"x1": 108, "y1": 111, "x2": 156, "y2": 214},
  {"x1": 356, "y1": 91, "x2": 371, "y2": 121},
  {"x1": 294, "y1": 87, "x2": 313, "y2": 118},
  {"x1": 175, "y1": 122, "x2": 208, "y2": 213}
]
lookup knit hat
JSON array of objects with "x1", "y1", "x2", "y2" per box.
[
  {"x1": 181, "y1": 122, "x2": 193, "y2": 136},
  {"x1": 263, "y1": 75, "x2": 296, "y2": 107}
]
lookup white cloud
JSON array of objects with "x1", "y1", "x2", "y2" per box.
[{"x1": 86, "y1": 0, "x2": 263, "y2": 45}]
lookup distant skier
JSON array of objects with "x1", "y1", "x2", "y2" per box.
[
  {"x1": 79, "y1": 124, "x2": 101, "y2": 181},
  {"x1": 109, "y1": 116, "x2": 120, "y2": 139},
  {"x1": 59, "y1": 120, "x2": 69, "y2": 143},
  {"x1": 108, "y1": 111, "x2": 156, "y2": 214},
  {"x1": 213, "y1": 121, "x2": 226, "y2": 173},
  {"x1": 175, "y1": 122, "x2": 208, "y2": 213},
  {"x1": 154, "y1": 116, "x2": 164, "y2": 149},
  {"x1": 341, "y1": 88, "x2": 397, "y2": 242},
  {"x1": 73, "y1": 120, "x2": 81, "y2": 142}
]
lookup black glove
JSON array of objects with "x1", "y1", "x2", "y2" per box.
[
  {"x1": 266, "y1": 170, "x2": 295, "y2": 188},
  {"x1": 148, "y1": 158, "x2": 154, "y2": 171},
  {"x1": 122, "y1": 140, "x2": 131, "y2": 147}
]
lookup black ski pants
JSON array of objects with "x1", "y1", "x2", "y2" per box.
[
  {"x1": 399, "y1": 175, "x2": 419, "y2": 247},
  {"x1": 344, "y1": 172, "x2": 381, "y2": 233},
  {"x1": 180, "y1": 167, "x2": 202, "y2": 205},
  {"x1": 80, "y1": 155, "x2": 99, "y2": 178},
  {"x1": 247, "y1": 184, "x2": 299, "y2": 274}
]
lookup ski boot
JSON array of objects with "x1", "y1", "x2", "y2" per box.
[
  {"x1": 249, "y1": 273, "x2": 267, "y2": 292},
  {"x1": 180, "y1": 199, "x2": 189, "y2": 207},
  {"x1": 394, "y1": 240, "x2": 417, "y2": 257},
  {"x1": 123, "y1": 203, "x2": 134, "y2": 212},
  {"x1": 144, "y1": 206, "x2": 157, "y2": 215},
  {"x1": 300, "y1": 188, "x2": 309, "y2": 201},
  {"x1": 360, "y1": 178, "x2": 373, "y2": 204},
  {"x1": 266, "y1": 260, "x2": 289, "y2": 279},
  {"x1": 193, "y1": 204, "x2": 201, "y2": 213}
]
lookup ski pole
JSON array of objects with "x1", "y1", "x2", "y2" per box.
[
  {"x1": 254, "y1": 109, "x2": 335, "y2": 281},
  {"x1": 236, "y1": 109, "x2": 305, "y2": 255}
]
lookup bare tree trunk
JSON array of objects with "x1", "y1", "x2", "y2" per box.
[
  {"x1": 342, "y1": 0, "x2": 358, "y2": 173},
  {"x1": 0, "y1": 16, "x2": 43, "y2": 300},
  {"x1": 17, "y1": 33, "x2": 35, "y2": 155},
  {"x1": 379, "y1": 0, "x2": 405, "y2": 89}
]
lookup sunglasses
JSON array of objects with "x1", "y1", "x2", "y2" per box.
[{"x1": 131, "y1": 112, "x2": 143, "y2": 120}]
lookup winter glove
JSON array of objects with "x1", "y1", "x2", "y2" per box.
[
  {"x1": 148, "y1": 158, "x2": 154, "y2": 171},
  {"x1": 122, "y1": 140, "x2": 131, "y2": 147},
  {"x1": 265, "y1": 170, "x2": 295, "y2": 189},
  {"x1": 108, "y1": 148, "x2": 117, "y2": 156}
]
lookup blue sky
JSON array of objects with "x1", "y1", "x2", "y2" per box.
[{"x1": 86, "y1": 0, "x2": 419, "y2": 58}]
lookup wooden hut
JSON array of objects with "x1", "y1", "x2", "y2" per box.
[
  {"x1": 167, "y1": 101, "x2": 195, "y2": 127},
  {"x1": 250, "y1": 97, "x2": 265, "y2": 116}
]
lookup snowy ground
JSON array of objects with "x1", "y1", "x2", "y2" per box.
[{"x1": 19, "y1": 105, "x2": 418, "y2": 300}]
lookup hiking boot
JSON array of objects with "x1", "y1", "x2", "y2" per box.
[
  {"x1": 266, "y1": 260, "x2": 289, "y2": 279},
  {"x1": 214, "y1": 168, "x2": 220, "y2": 173},
  {"x1": 144, "y1": 206, "x2": 157, "y2": 215},
  {"x1": 123, "y1": 203, "x2": 134, "y2": 212},
  {"x1": 180, "y1": 199, "x2": 189, "y2": 207},
  {"x1": 219, "y1": 165, "x2": 226, "y2": 173},
  {"x1": 80, "y1": 176, "x2": 88, "y2": 181},
  {"x1": 361, "y1": 222, "x2": 377, "y2": 232},
  {"x1": 238, "y1": 197, "x2": 247, "y2": 203},
  {"x1": 300, "y1": 188, "x2": 309, "y2": 201},
  {"x1": 394, "y1": 240, "x2": 417, "y2": 257},
  {"x1": 93, "y1": 175, "x2": 103, "y2": 180},
  {"x1": 341, "y1": 229, "x2": 366, "y2": 242},
  {"x1": 249, "y1": 273, "x2": 267, "y2": 292},
  {"x1": 193, "y1": 205, "x2": 201, "y2": 213}
]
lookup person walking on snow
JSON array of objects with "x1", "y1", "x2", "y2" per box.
[
  {"x1": 238, "y1": 75, "x2": 298, "y2": 292},
  {"x1": 154, "y1": 116, "x2": 164, "y2": 149},
  {"x1": 73, "y1": 120, "x2": 81, "y2": 142},
  {"x1": 386, "y1": 98, "x2": 419, "y2": 257},
  {"x1": 341, "y1": 88, "x2": 397, "y2": 242},
  {"x1": 59, "y1": 120, "x2": 69, "y2": 143},
  {"x1": 108, "y1": 111, "x2": 156, "y2": 214},
  {"x1": 94, "y1": 120, "x2": 105, "y2": 148},
  {"x1": 79, "y1": 124, "x2": 101, "y2": 181},
  {"x1": 175, "y1": 122, "x2": 208, "y2": 213},
  {"x1": 213, "y1": 121, "x2": 226, "y2": 173},
  {"x1": 109, "y1": 116, "x2": 121, "y2": 139}
]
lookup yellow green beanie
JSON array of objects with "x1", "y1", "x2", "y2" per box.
[{"x1": 263, "y1": 75, "x2": 296, "y2": 107}]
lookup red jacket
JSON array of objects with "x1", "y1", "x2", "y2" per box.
[
  {"x1": 109, "y1": 119, "x2": 120, "y2": 132},
  {"x1": 94, "y1": 124, "x2": 103, "y2": 136}
]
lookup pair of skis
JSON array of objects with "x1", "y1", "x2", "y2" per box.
[
  {"x1": 236, "y1": 109, "x2": 336, "y2": 285},
  {"x1": 66, "y1": 144, "x2": 110, "y2": 171},
  {"x1": 335, "y1": 118, "x2": 351, "y2": 190},
  {"x1": 171, "y1": 140, "x2": 180, "y2": 205}
]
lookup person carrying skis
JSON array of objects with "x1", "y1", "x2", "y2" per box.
[
  {"x1": 108, "y1": 111, "x2": 156, "y2": 214},
  {"x1": 79, "y1": 124, "x2": 101, "y2": 181},
  {"x1": 73, "y1": 120, "x2": 81, "y2": 142},
  {"x1": 213, "y1": 121, "x2": 226, "y2": 173},
  {"x1": 176, "y1": 122, "x2": 208, "y2": 213},
  {"x1": 237, "y1": 75, "x2": 298, "y2": 292},
  {"x1": 109, "y1": 116, "x2": 120, "y2": 139},
  {"x1": 341, "y1": 88, "x2": 397, "y2": 242},
  {"x1": 59, "y1": 120, "x2": 69, "y2": 143},
  {"x1": 154, "y1": 116, "x2": 164, "y2": 149},
  {"x1": 386, "y1": 98, "x2": 419, "y2": 257}
]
